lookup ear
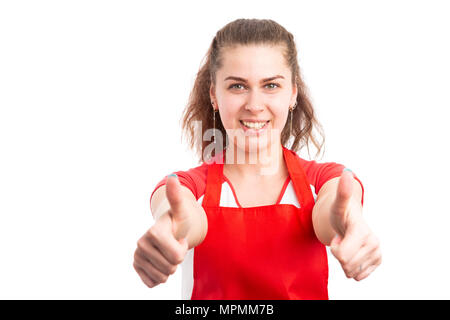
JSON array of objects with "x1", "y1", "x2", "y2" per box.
[
  {"x1": 209, "y1": 83, "x2": 216, "y2": 106},
  {"x1": 290, "y1": 78, "x2": 298, "y2": 106}
]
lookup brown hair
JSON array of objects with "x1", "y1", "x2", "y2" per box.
[{"x1": 181, "y1": 18, "x2": 325, "y2": 163}]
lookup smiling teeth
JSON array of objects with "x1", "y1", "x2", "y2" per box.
[{"x1": 242, "y1": 121, "x2": 267, "y2": 129}]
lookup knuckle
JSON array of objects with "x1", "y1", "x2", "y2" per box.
[
  {"x1": 346, "y1": 263, "x2": 356, "y2": 274},
  {"x1": 136, "y1": 238, "x2": 146, "y2": 251},
  {"x1": 342, "y1": 264, "x2": 350, "y2": 275},
  {"x1": 172, "y1": 248, "x2": 186, "y2": 264},
  {"x1": 135, "y1": 265, "x2": 156, "y2": 288},
  {"x1": 133, "y1": 261, "x2": 140, "y2": 273},
  {"x1": 331, "y1": 247, "x2": 341, "y2": 260},
  {"x1": 146, "y1": 227, "x2": 158, "y2": 240},
  {"x1": 173, "y1": 253, "x2": 185, "y2": 265},
  {"x1": 133, "y1": 251, "x2": 140, "y2": 264},
  {"x1": 372, "y1": 249, "x2": 382, "y2": 262},
  {"x1": 134, "y1": 250, "x2": 148, "y2": 265},
  {"x1": 150, "y1": 276, "x2": 161, "y2": 286},
  {"x1": 159, "y1": 274, "x2": 169, "y2": 283},
  {"x1": 340, "y1": 256, "x2": 349, "y2": 265},
  {"x1": 376, "y1": 254, "x2": 383, "y2": 265}
]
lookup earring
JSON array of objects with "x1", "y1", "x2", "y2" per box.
[
  {"x1": 212, "y1": 102, "x2": 218, "y2": 142},
  {"x1": 289, "y1": 101, "x2": 297, "y2": 136}
]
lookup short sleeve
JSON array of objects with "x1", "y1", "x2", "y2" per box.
[
  {"x1": 301, "y1": 159, "x2": 365, "y2": 206},
  {"x1": 149, "y1": 164, "x2": 209, "y2": 208}
]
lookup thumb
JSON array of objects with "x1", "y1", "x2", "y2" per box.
[
  {"x1": 165, "y1": 174, "x2": 185, "y2": 220},
  {"x1": 332, "y1": 168, "x2": 354, "y2": 220}
]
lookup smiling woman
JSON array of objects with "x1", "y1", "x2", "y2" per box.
[{"x1": 134, "y1": 18, "x2": 381, "y2": 300}]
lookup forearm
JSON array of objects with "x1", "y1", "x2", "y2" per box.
[{"x1": 312, "y1": 192, "x2": 340, "y2": 246}]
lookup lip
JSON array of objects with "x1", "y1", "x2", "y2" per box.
[{"x1": 239, "y1": 120, "x2": 270, "y2": 136}]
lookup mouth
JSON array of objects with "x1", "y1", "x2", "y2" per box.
[{"x1": 239, "y1": 120, "x2": 270, "y2": 135}]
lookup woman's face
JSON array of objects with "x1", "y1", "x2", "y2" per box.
[{"x1": 211, "y1": 44, "x2": 297, "y2": 156}]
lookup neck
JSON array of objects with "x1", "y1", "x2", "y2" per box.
[{"x1": 224, "y1": 143, "x2": 286, "y2": 179}]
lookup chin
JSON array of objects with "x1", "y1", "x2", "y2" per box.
[
  {"x1": 234, "y1": 139, "x2": 277, "y2": 157},
  {"x1": 240, "y1": 142, "x2": 268, "y2": 153}
]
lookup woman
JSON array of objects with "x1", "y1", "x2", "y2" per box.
[{"x1": 133, "y1": 18, "x2": 382, "y2": 300}]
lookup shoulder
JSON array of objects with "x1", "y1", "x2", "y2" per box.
[
  {"x1": 150, "y1": 162, "x2": 210, "y2": 204},
  {"x1": 289, "y1": 150, "x2": 364, "y2": 204},
  {"x1": 289, "y1": 150, "x2": 346, "y2": 194},
  {"x1": 150, "y1": 150, "x2": 226, "y2": 204}
]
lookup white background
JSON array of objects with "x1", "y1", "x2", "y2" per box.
[{"x1": 0, "y1": 0, "x2": 449, "y2": 299}]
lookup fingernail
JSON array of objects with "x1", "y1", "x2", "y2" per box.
[
  {"x1": 343, "y1": 168, "x2": 352, "y2": 172},
  {"x1": 167, "y1": 173, "x2": 178, "y2": 178}
]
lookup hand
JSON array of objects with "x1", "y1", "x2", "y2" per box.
[
  {"x1": 133, "y1": 175, "x2": 190, "y2": 288},
  {"x1": 329, "y1": 169, "x2": 382, "y2": 281}
]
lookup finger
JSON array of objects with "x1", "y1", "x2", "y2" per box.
[
  {"x1": 351, "y1": 249, "x2": 382, "y2": 281},
  {"x1": 329, "y1": 234, "x2": 341, "y2": 259},
  {"x1": 134, "y1": 252, "x2": 169, "y2": 284},
  {"x1": 345, "y1": 243, "x2": 379, "y2": 279},
  {"x1": 149, "y1": 228, "x2": 189, "y2": 265},
  {"x1": 133, "y1": 263, "x2": 157, "y2": 288},
  {"x1": 355, "y1": 262, "x2": 380, "y2": 281},
  {"x1": 332, "y1": 169, "x2": 354, "y2": 220},
  {"x1": 331, "y1": 231, "x2": 363, "y2": 268},
  {"x1": 135, "y1": 240, "x2": 177, "y2": 276},
  {"x1": 165, "y1": 174, "x2": 185, "y2": 218},
  {"x1": 344, "y1": 233, "x2": 380, "y2": 277}
]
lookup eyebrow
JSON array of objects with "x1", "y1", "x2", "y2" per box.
[{"x1": 224, "y1": 75, "x2": 285, "y2": 83}]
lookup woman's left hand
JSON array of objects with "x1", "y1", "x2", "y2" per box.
[{"x1": 329, "y1": 169, "x2": 382, "y2": 281}]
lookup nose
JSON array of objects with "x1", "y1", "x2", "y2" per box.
[{"x1": 245, "y1": 91, "x2": 264, "y2": 112}]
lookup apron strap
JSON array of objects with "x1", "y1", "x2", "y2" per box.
[
  {"x1": 283, "y1": 147, "x2": 315, "y2": 212},
  {"x1": 202, "y1": 162, "x2": 223, "y2": 207}
]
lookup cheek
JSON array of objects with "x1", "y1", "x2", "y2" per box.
[
  {"x1": 218, "y1": 107, "x2": 238, "y2": 128},
  {"x1": 272, "y1": 109, "x2": 289, "y2": 129},
  {"x1": 218, "y1": 100, "x2": 241, "y2": 126}
]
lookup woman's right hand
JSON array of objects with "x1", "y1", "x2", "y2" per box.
[{"x1": 133, "y1": 175, "x2": 192, "y2": 288}]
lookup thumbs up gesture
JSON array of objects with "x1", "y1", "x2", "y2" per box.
[
  {"x1": 165, "y1": 174, "x2": 194, "y2": 240},
  {"x1": 134, "y1": 174, "x2": 194, "y2": 288},
  {"x1": 329, "y1": 169, "x2": 382, "y2": 281}
]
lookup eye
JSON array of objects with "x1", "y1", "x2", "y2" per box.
[
  {"x1": 229, "y1": 83, "x2": 245, "y2": 90},
  {"x1": 265, "y1": 83, "x2": 280, "y2": 89}
]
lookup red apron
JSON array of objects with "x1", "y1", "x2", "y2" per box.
[{"x1": 190, "y1": 146, "x2": 329, "y2": 300}]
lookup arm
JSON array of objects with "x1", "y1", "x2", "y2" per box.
[{"x1": 150, "y1": 180, "x2": 208, "y2": 250}]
